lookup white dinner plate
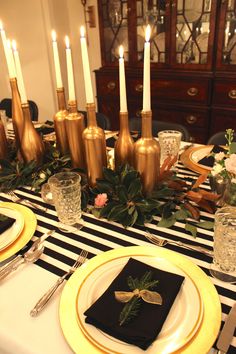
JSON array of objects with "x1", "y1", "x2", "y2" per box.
[
  {"x1": 0, "y1": 206, "x2": 24, "y2": 251},
  {"x1": 76, "y1": 255, "x2": 203, "y2": 354}
]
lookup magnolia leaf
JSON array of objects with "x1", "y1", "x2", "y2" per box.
[
  {"x1": 135, "y1": 211, "x2": 145, "y2": 226},
  {"x1": 197, "y1": 221, "x2": 214, "y2": 230},
  {"x1": 185, "y1": 223, "x2": 197, "y2": 237},
  {"x1": 130, "y1": 209, "x2": 139, "y2": 226},
  {"x1": 96, "y1": 179, "x2": 114, "y2": 193},
  {"x1": 108, "y1": 204, "x2": 128, "y2": 221},
  {"x1": 162, "y1": 202, "x2": 176, "y2": 219},
  {"x1": 99, "y1": 201, "x2": 118, "y2": 218},
  {"x1": 123, "y1": 170, "x2": 139, "y2": 189},
  {"x1": 128, "y1": 178, "x2": 142, "y2": 199},
  {"x1": 175, "y1": 209, "x2": 188, "y2": 220},
  {"x1": 150, "y1": 188, "x2": 175, "y2": 199},
  {"x1": 158, "y1": 215, "x2": 176, "y2": 228},
  {"x1": 91, "y1": 208, "x2": 101, "y2": 218},
  {"x1": 103, "y1": 168, "x2": 119, "y2": 185},
  {"x1": 120, "y1": 213, "x2": 133, "y2": 227},
  {"x1": 117, "y1": 185, "x2": 128, "y2": 203}
]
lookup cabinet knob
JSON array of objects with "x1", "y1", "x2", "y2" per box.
[
  {"x1": 107, "y1": 81, "x2": 116, "y2": 91},
  {"x1": 136, "y1": 110, "x2": 142, "y2": 118},
  {"x1": 228, "y1": 89, "x2": 236, "y2": 99},
  {"x1": 187, "y1": 87, "x2": 198, "y2": 96},
  {"x1": 186, "y1": 115, "x2": 197, "y2": 125},
  {"x1": 135, "y1": 84, "x2": 143, "y2": 92}
]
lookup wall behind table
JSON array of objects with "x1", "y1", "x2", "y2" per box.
[{"x1": 0, "y1": 0, "x2": 101, "y2": 121}]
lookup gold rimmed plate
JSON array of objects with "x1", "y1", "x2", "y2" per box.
[
  {"x1": 180, "y1": 145, "x2": 214, "y2": 174},
  {"x1": 0, "y1": 202, "x2": 37, "y2": 262},
  {"x1": 59, "y1": 246, "x2": 221, "y2": 354}
]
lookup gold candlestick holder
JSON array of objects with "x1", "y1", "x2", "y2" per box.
[
  {"x1": 0, "y1": 117, "x2": 8, "y2": 159},
  {"x1": 115, "y1": 111, "x2": 134, "y2": 169},
  {"x1": 65, "y1": 100, "x2": 86, "y2": 169},
  {"x1": 20, "y1": 103, "x2": 45, "y2": 165},
  {"x1": 53, "y1": 88, "x2": 69, "y2": 155},
  {"x1": 10, "y1": 78, "x2": 24, "y2": 148},
  {"x1": 82, "y1": 103, "x2": 107, "y2": 186},
  {"x1": 134, "y1": 110, "x2": 160, "y2": 195}
]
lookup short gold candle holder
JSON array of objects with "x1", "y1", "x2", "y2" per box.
[
  {"x1": 134, "y1": 110, "x2": 160, "y2": 195},
  {"x1": 20, "y1": 103, "x2": 45, "y2": 165},
  {"x1": 115, "y1": 111, "x2": 134, "y2": 169},
  {"x1": 53, "y1": 88, "x2": 69, "y2": 155},
  {"x1": 82, "y1": 102, "x2": 107, "y2": 186},
  {"x1": 65, "y1": 100, "x2": 86, "y2": 169},
  {"x1": 10, "y1": 78, "x2": 24, "y2": 148},
  {"x1": 0, "y1": 117, "x2": 8, "y2": 159}
]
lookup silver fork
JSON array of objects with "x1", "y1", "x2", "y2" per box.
[
  {"x1": 7, "y1": 191, "x2": 47, "y2": 212},
  {"x1": 145, "y1": 231, "x2": 213, "y2": 257},
  {"x1": 30, "y1": 249, "x2": 88, "y2": 316}
]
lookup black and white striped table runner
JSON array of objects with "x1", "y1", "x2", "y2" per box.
[{"x1": 0, "y1": 161, "x2": 235, "y2": 353}]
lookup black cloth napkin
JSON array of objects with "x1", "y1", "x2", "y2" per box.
[
  {"x1": 198, "y1": 145, "x2": 227, "y2": 167},
  {"x1": 84, "y1": 258, "x2": 185, "y2": 350},
  {"x1": 0, "y1": 213, "x2": 15, "y2": 235}
]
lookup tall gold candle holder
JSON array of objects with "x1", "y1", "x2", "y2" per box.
[
  {"x1": 10, "y1": 78, "x2": 24, "y2": 148},
  {"x1": 65, "y1": 100, "x2": 86, "y2": 169},
  {"x1": 0, "y1": 117, "x2": 8, "y2": 159},
  {"x1": 115, "y1": 111, "x2": 134, "y2": 169},
  {"x1": 134, "y1": 110, "x2": 160, "y2": 195},
  {"x1": 82, "y1": 102, "x2": 107, "y2": 186},
  {"x1": 20, "y1": 103, "x2": 45, "y2": 165},
  {"x1": 53, "y1": 88, "x2": 69, "y2": 155}
]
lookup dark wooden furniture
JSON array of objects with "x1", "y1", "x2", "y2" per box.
[{"x1": 95, "y1": 0, "x2": 236, "y2": 143}]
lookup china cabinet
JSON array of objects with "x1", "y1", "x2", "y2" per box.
[{"x1": 95, "y1": 0, "x2": 236, "y2": 143}]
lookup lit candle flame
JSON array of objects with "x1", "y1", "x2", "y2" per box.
[
  {"x1": 51, "y1": 30, "x2": 57, "y2": 42},
  {"x1": 65, "y1": 35, "x2": 70, "y2": 49},
  {"x1": 145, "y1": 24, "x2": 151, "y2": 42},
  {"x1": 12, "y1": 39, "x2": 17, "y2": 51},
  {"x1": 119, "y1": 45, "x2": 124, "y2": 59},
  {"x1": 80, "y1": 26, "x2": 85, "y2": 38}
]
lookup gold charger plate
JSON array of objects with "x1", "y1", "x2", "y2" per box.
[
  {"x1": 180, "y1": 145, "x2": 214, "y2": 174},
  {"x1": 0, "y1": 202, "x2": 37, "y2": 262},
  {"x1": 59, "y1": 246, "x2": 221, "y2": 354}
]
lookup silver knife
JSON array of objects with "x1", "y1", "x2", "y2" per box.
[{"x1": 216, "y1": 302, "x2": 236, "y2": 354}]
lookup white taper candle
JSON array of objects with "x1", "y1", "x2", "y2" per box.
[
  {"x1": 51, "y1": 30, "x2": 63, "y2": 89},
  {"x1": 143, "y1": 25, "x2": 151, "y2": 112},
  {"x1": 80, "y1": 26, "x2": 94, "y2": 104},
  {"x1": 12, "y1": 40, "x2": 28, "y2": 104},
  {"x1": 119, "y1": 45, "x2": 127, "y2": 112},
  {"x1": 65, "y1": 36, "x2": 76, "y2": 101}
]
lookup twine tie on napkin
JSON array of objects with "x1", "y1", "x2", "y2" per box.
[{"x1": 115, "y1": 289, "x2": 162, "y2": 305}]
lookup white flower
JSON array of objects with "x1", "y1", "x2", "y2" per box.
[
  {"x1": 215, "y1": 152, "x2": 225, "y2": 161},
  {"x1": 225, "y1": 154, "x2": 236, "y2": 176},
  {"x1": 211, "y1": 163, "x2": 225, "y2": 176}
]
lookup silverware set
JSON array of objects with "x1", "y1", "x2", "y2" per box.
[
  {"x1": 145, "y1": 231, "x2": 213, "y2": 257},
  {"x1": 7, "y1": 191, "x2": 47, "y2": 212}
]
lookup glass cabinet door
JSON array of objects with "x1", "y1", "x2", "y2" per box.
[
  {"x1": 136, "y1": 0, "x2": 170, "y2": 64},
  {"x1": 99, "y1": 0, "x2": 129, "y2": 63},
  {"x1": 171, "y1": 0, "x2": 216, "y2": 69},
  {"x1": 216, "y1": 0, "x2": 236, "y2": 70}
]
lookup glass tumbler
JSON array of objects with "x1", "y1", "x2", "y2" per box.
[
  {"x1": 210, "y1": 205, "x2": 236, "y2": 282},
  {"x1": 41, "y1": 172, "x2": 82, "y2": 231},
  {"x1": 158, "y1": 130, "x2": 182, "y2": 167}
]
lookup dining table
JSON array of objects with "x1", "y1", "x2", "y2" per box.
[{"x1": 0, "y1": 131, "x2": 235, "y2": 354}]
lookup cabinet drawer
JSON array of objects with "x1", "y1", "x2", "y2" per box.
[
  {"x1": 127, "y1": 78, "x2": 210, "y2": 104},
  {"x1": 210, "y1": 109, "x2": 236, "y2": 135},
  {"x1": 96, "y1": 75, "x2": 119, "y2": 96},
  {"x1": 213, "y1": 81, "x2": 236, "y2": 107}
]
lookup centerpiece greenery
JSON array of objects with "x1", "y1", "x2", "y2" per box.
[{"x1": 0, "y1": 140, "x2": 217, "y2": 236}]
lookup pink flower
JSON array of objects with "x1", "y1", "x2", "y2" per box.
[
  {"x1": 94, "y1": 193, "x2": 108, "y2": 208},
  {"x1": 225, "y1": 154, "x2": 236, "y2": 175},
  {"x1": 215, "y1": 152, "x2": 225, "y2": 161}
]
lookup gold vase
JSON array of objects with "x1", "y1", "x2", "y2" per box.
[
  {"x1": 54, "y1": 88, "x2": 69, "y2": 155},
  {"x1": 20, "y1": 103, "x2": 45, "y2": 165},
  {"x1": 0, "y1": 117, "x2": 8, "y2": 159},
  {"x1": 82, "y1": 103, "x2": 107, "y2": 186},
  {"x1": 115, "y1": 111, "x2": 134, "y2": 169},
  {"x1": 65, "y1": 100, "x2": 86, "y2": 169},
  {"x1": 134, "y1": 110, "x2": 160, "y2": 195},
  {"x1": 10, "y1": 78, "x2": 24, "y2": 148}
]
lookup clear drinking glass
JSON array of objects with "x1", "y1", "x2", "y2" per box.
[
  {"x1": 210, "y1": 205, "x2": 236, "y2": 282},
  {"x1": 41, "y1": 172, "x2": 82, "y2": 231},
  {"x1": 158, "y1": 130, "x2": 182, "y2": 167}
]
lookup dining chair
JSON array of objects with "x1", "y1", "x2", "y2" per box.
[
  {"x1": 129, "y1": 117, "x2": 191, "y2": 142},
  {"x1": 207, "y1": 131, "x2": 236, "y2": 145},
  {"x1": 0, "y1": 98, "x2": 39, "y2": 121},
  {"x1": 79, "y1": 110, "x2": 111, "y2": 130}
]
